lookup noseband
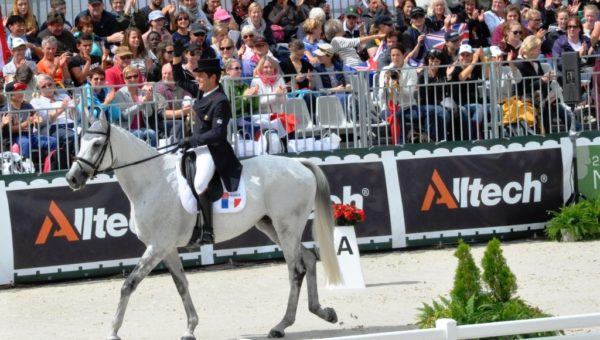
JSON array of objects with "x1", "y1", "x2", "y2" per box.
[{"x1": 75, "y1": 122, "x2": 113, "y2": 179}]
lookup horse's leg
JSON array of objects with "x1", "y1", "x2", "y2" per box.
[
  {"x1": 107, "y1": 246, "x2": 166, "y2": 340},
  {"x1": 162, "y1": 250, "x2": 199, "y2": 340},
  {"x1": 257, "y1": 219, "x2": 306, "y2": 338},
  {"x1": 302, "y1": 246, "x2": 338, "y2": 323}
]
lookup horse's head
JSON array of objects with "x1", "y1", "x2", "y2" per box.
[{"x1": 65, "y1": 115, "x2": 113, "y2": 190}]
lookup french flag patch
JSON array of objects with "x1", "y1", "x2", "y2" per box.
[{"x1": 221, "y1": 191, "x2": 242, "y2": 209}]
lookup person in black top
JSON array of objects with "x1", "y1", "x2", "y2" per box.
[
  {"x1": 172, "y1": 41, "x2": 243, "y2": 245},
  {"x1": 74, "y1": 0, "x2": 123, "y2": 45},
  {"x1": 447, "y1": 44, "x2": 485, "y2": 140}
]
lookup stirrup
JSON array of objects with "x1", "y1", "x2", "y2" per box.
[{"x1": 199, "y1": 229, "x2": 214, "y2": 245}]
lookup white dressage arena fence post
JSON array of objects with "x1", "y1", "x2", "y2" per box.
[{"x1": 327, "y1": 226, "x2": 365, "y2": 289}]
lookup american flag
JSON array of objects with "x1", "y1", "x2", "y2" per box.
[
  {"x1": 424, "y1": 23, "x2": 470, "y2": 52},
  {"x1": 0, "y1": 7, "x2": 10, "y2": 68}
]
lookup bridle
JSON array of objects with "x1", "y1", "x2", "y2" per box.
[
  {"x1": 75, "y1": 122, "x2": 114, "y2": 179},
  {"x1": 75, "y1": 123, "x2": 178, "y2": 179}
]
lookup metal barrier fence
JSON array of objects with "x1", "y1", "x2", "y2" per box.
[
  {"x1": 1, "y1": 56, "x2": 599, "y2": 174},
  {"x1": 224, "y1": 57, "x2": 599, "y2": 155}
]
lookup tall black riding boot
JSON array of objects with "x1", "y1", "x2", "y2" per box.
[{"x1": 197, "y1": 192, "x2": 214, "y2": 245}]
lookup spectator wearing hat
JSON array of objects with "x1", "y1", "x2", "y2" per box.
[
  {"x1": 2, "y1": 81, "x2": 57, "y2": 158},
  {"x1": 365, "y1": 15, "x2": 395, "y2": 60},
  {"x1": 172, "y1": 11, "x2": 192, "y2": 46},
  {"x1": 37, "y1": 9, "x2": 77, "y2": 55},
  {"x1": 447, "y1": 44, "x2": 486, "y2": 140},
  {"x1": 143, "y1": 10, "x2": 173, "y2": 46},
  {"x1": 189, "y1": 22, "x2": 218, "y2": 60},
  {"x1": 173, "y1": 55, "x2": 243, "y2": 245},
  {"x1": 179, "y1": 0, "x2": 213, "y2": 33},
  {"x1": 2, "y1": 38, "x2": 39, "y2": 84},
  {"x1": 5, "y1": 15, "x2": 43, "y2": 62},
  {"x1": 314, "y1": 42, "x2": 351, "y2": 109},
  {"x1": 75, "y1": 0, "x2": 124, "y2": 45},
  {"x1": 214, "y1": 7, "x2": 240, "y2": 32},
  {"x1": 439, "y1": 30, "x2": 462, "y2": 64},
  {"x1": 240, "y1": 3, "x2": 276, "y2": 46},
  {"x1": 138, "y1": 0, "x2": 176, "y2": 33},
  {"x1": 402, "y1": 7, "x2": 432, "y2": 66},
  {"x1": 175, "y1": 42, "x2": 202, "y2": 83},
  {"x1": 105, "y1": 45, "x2": 140, "y2": 90},
  {"x1": 343, "y1": 6, "x2": 364, "y2": 38},
  {"x1": 324, "y1": 18, "x2": 386, "y2": 68}
]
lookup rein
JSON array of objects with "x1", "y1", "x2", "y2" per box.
[{"x1": 75, "y1": 123, "x2": 179, "y2": 178}]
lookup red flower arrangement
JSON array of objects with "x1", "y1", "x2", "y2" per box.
[{"x1": 333, "y1": 203, "x2": 365, "y2": 226}]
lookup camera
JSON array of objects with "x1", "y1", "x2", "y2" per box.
[{"x1": 390, "y1": 71, "x2": 399, "y2": 80}]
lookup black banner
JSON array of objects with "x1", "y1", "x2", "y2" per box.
[
  {"x1": 216, "y1": 161, "x2": 392, "y2": 249},
  {"x1": 397, "y1": 149, "x2": 563, "y2": 233},
  {"x1": 8, "y1": 183, "x2": 145, "y2": 269}
]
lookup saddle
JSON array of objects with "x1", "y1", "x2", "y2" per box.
[{"x1": 180, "y1": 151, "x2": 223, "y2": 245}]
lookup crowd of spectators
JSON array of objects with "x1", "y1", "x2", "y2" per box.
[{"x1": 1, "y1": 0, "x2": 599, "y2": 167}]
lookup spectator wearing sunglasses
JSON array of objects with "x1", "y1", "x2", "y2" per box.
[
  {"x1": 111, "y1": 65, "x2": 157, "y2": 146},
  {"x1": 217, "y1": 37, "x2": 238, "y2": 67},
  {"x1": 238, "y1": 25, "x2": 258, "y2": 61},
  {"x1": 105, "y1": 45, "x2": 141, "y2": 90},
  {"x1": 498, "y1": 20, "x2": 523, "y2": 59},
  {"x1": 172, "y1": 11, "x2": 192, "y2": 46},
  {"x1": 189, "y1": 22, "x2": 217, "y2": 59},
  {"x1": 221, "y1": 59, "x2": 259, "y2": 116}
]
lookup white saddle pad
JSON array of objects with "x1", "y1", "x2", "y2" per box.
[{"x1": 175, "y1": 151, "x2": 246, "y2": 215}]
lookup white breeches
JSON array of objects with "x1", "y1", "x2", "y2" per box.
[{"x1": 192, "y1": 146, "x2": 216, "y2": 195}]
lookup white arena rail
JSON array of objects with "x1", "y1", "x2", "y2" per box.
[{"x1": 319, "y1": 313, "x2": 600, "y2": 340}]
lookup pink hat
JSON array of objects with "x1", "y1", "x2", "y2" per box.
[{"x1": 214, "y1": 7, "x2": 231, "y2": 21}]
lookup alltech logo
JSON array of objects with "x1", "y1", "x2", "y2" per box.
[
  {"x1": 35, "y1": 200, "x2": 132, "y2": 245},
  {"x1": 420, "y1": 169, "x2": 544, "y2": 212},
  {"x1": 397, "y1": 150, "x2": 563, "y2": 233}
]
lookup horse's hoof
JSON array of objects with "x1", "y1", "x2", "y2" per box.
[
  {"x1": 268, "y1": 329, "x2": 285, "y2": 338},
  {"x1": 181, "y1": 335, "x2": 196, "y2": 340},
  {"x1": 106, "y1": 336, "x2": 121, "y2": 340},
  {"x1": 324, "y1": 307, "x2": 338, "y2": 323}
]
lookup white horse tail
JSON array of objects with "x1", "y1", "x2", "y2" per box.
[{"x1": 299, "y1": 159, "x2": 343, "y2": 286}]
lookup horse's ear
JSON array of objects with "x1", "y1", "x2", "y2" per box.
[{"x1": 97, "y1": 111, "x2": 108, "y2": 124}]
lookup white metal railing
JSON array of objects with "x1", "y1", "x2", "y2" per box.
[{"x1": 318, "y1": 313, "x2": 600, "y2": 340}]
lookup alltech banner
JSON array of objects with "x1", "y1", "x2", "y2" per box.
[
  {"x1": 397, "y1": 149, "x2": 564, "y2": 233},
  {"x1": 7, "y1": 183, "x2": 145, "y2": 270},
  {"x1": 216, "y1": 161, "x2": 392, "y2": 249}
]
